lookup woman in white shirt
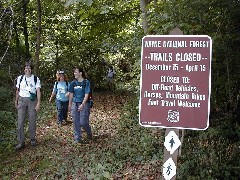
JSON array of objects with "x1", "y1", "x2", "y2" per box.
[{"x1": 15, "y1": 62, "x2": 41, "y2": 150}]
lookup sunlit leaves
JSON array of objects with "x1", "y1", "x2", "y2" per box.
[
  {"x1": 100, "y1": 5, "x2": 110, "y2": 14},
  {"x1": 65, "y1": 0, "x2": 81, "y2": 7},
  {"x1": 64, "y1": 0, "x2": 93, "y2": 7},
  {"x1": 85, "y1": 0, "x2": 93, "y2": 6}
]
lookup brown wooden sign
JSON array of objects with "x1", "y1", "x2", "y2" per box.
[{"x1": 139, "y1": 35, "x2": 212, "y2": 130}]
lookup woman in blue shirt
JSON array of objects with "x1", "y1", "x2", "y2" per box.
[
  {"x1": 49, "y1": 71, "x2": 69, "y2": 127},
  {"x1": 68, "y1": 67, "x2": 92, "y2": 143}
]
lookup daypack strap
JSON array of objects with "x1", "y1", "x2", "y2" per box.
[
  {"x1": 18, "y1": 75, "x2": 37, "y2": 92},
  {"x1": 73, "y1": 79, "x2": 92, "y2": 99},
  {"x1": 78, "y1": 79, "x2": 93, "y2": 108},
  {"x1": 73, "y1": 79, "x2": 86, "y2": 88},
  {"x1": 34, "y1": 75, "x2": 37, "y2": 84},
  {"x1": 18, "y1": 75, "x2": 24, "y2": 90},
  {"x1": 55, "y1": 81, "x2": 68, "y2": 92}
]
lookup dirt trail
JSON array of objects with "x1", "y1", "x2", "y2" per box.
[
  {"x1": 2, "y1": 91, "x2": 162, "y2": 179},
  {"x1": 2, "y1": 91, "x2": 137, "y2": 179}
]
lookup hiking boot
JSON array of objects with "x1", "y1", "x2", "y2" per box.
[
  {"x1": 15, "y1": 143, "x2": 25, "y2": 150},
  {"x1": 30, "y1": 139, "x2": 37, "y2": 146}
]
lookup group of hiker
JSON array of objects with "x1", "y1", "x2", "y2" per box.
[{"x1": 14, "y1": 62, "x2": 116, "y2": 150}]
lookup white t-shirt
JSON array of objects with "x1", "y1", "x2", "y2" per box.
[
  {"x1": 107, "y1": 69, "x2": 115, "y2": 78},
  {"x1": 16, "y1": 75, "x2": 41, "y2": 97}
]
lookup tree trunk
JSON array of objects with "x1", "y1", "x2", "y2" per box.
[
  {"x1": 140, "y1": 0, "x2": 149, "y2": 34},
  {"x1": 55, "y1": 40, "x2": 59, "y2": 72},
  {"x1": 34, "y1": 0, "x2": 42, "y2": 75},
  {"x1": 22, "y1": 0, "x2": 30, "y2": 60},
  {"x1": 13, "y1": 22, "x2": 22, "y2": 68},
  {"x1": 154, "y1": 0, "x2": 157, "y2": 7}
]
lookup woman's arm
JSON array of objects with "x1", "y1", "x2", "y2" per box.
[{"x1": 49, "y1": 92, "x2": 56, "y2": 102}]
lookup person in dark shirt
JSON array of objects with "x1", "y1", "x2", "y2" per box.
[{"x1": 68, "y1": 67, "x2": 92, "y2": 143}]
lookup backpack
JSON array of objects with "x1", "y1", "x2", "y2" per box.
[
  {"x1": 18, "y1": 75, "x2": 37, "y2": 92},
  {"x1": 74, "y1": 79, "x2": 93, "y2": 108},
  {"x1": 55, "y1": 81, "x2": 69, "y2": 92}
]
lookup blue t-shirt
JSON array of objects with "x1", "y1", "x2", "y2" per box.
[
  {"x1": 69, "y1": 79, "x2": 90, "y2": 103},
  {"x1": 53, "y1": 81, "x2": 69, "y2": 102}
]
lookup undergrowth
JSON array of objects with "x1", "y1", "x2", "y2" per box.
[{"x1": 0, "y1": 90, "x2": 239, "y2": 179}]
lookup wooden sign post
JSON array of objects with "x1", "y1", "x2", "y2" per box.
[{"x1": 162, "y1": 28, "x2": 182, "y2": 180}]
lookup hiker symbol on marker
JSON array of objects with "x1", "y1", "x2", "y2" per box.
[
  {"x1": 164, "y1": 131, "x2": 181, "y2": 154},
  {"x1": 163, "y1": 158, "x2": 176, "y2": 180}
]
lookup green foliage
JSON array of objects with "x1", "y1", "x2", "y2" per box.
[
  {"x1": 65, "y1": 0, "x2": 93, "y2": 7},
  {"x1": 87, "y1": 163, "x2": 111, "y2": 179},
  {"x1": 0, "y1": 111, "x2": 16, "y2": 155},
  {"x1": 0, "y1": 86, "x2": 16, "y2": 155},
  {"x1": 37, "y1": 101, "x2": 57, "y2": 122},
  {"x1": 0, "y1": 86, "x2": 14, "y2": 110},
  {"x1": 178, "y1": 125, "x2": 240, "y2": 179},
  {"x1": 114, "y1": 94, "x2": 163, "y2": 162}
]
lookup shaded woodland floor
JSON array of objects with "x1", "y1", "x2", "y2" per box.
[{"x1": 1, "y1": 91, "x2": 163, "y2": 179}]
